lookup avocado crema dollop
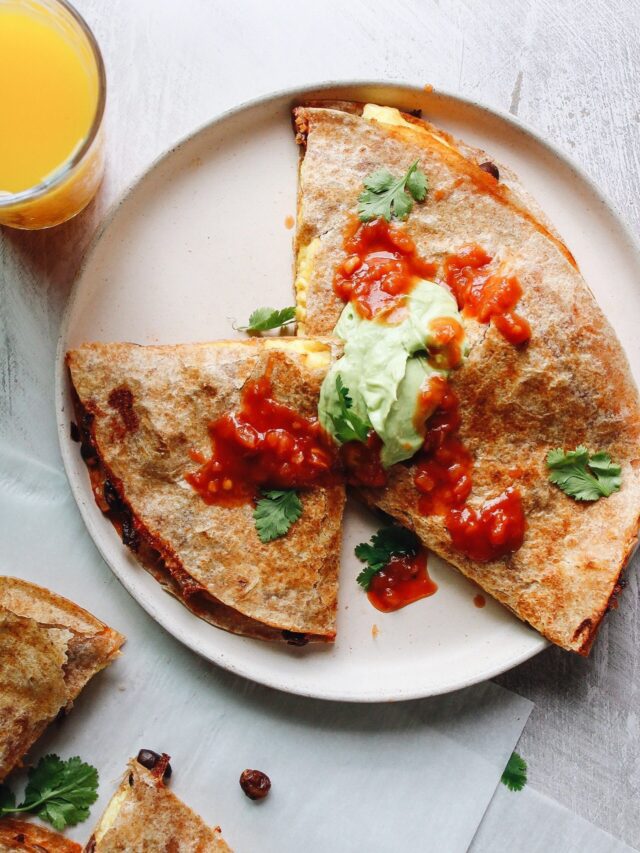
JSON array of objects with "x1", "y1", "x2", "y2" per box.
[{"x1": 318, "y1": 280, "x2": 468, "y2": 467}]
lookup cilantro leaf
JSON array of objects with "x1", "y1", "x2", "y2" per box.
[
  {"x1": 361, "y1": 168, "x2": 395, "y2": 193},
  {"x1": 0, "y1": 755, "x2": 99, "y2": 830},
  {"x1": 355, "y1": 526, "x2": 420, "y2": 590},
  {"x1": 329, "y1": 376, "x2": 371, "y2": 444},
  {"x1": 501, "y1": 751, "x2": 527, "y2": 792},
  {"x1": 236, "y1": 306, "x2": 296, "y2": 333},
  {"x1": 546, "y1": 445, "x2": 622, "y2": 501},
  {"x1": 405, "y1": 164, "x2": 428, "y2": 202},
  {"x1": 358, "y1": 160, "x2": 428, "y2": 222},
  {"x1": 254, "y1": 489, "x2": 303, "y2": 543}
]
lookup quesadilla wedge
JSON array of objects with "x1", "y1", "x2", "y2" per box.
[
  {"x1": 293, "y1": 101, "x2": 640, "y2": 654},
  {"x1": 85, "y1": 755, "x2": 231, "y2": 852},
  {"x1": 0, "y1": 819, "x2": 81, "y2": 852},
  {"x1": 67, "y1": 338, "x2": 345, "y2": 643},
  {"x1": 0, "y1": 578, "x2": 124, "y2": 782}
]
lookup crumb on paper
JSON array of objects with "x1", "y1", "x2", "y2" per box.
[
  {"x1": 284, "y1": 214, "x2": 295, "y2": 229},
  {"x1": 423, "y1": 83, "x2": 434, "y2": 93},
  {"x1": 372, "y1": 623, "x2": 379, "y2": 638}
]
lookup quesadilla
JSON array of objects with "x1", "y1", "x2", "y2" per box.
[
  {"x1": 0, "y1": 819, "x2": 81, "y2": 852},
  {"x1": 85, "y1": 755, "x2": 231, "y2": 852},
  {"x1": 0, "y1": 578, "x2": 124, "y2": 782},
  {"x1": 293, "y1": 101, "x2": 640, "y2": 653},
  {"x1": 67, "y1": 338, "x2": 345, "y2": 643}
]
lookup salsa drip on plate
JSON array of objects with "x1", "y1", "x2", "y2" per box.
[
  {"x1": 367, "y1": 550, "x2": 437, "y2": 613},
  {"x1": 187, "y1": 375, "x2": 338, "y2": 504}
]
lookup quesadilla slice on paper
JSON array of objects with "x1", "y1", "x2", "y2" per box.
[
  {"x1": 67, "y1": 338, "x2": 345, "y2": 644},
  {"x1": 0, "y1": 578, "x2": 124, "y2": 783},
  {"x1": 0, "y1": 818, "x2": 81, "y2": 852},
  {"x1": 293, "y1": 101, "x2": 640, "y2": 653},
  {"x1": 85, "y1": 755, "x2": 231, "y2": 852}
]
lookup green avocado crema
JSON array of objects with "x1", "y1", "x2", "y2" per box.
[{"x1": 318, "y1": 280, "x2": 468, "y2": 468}]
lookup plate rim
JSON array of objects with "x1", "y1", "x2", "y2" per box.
[{"x1": 57, "y1": 78, "x2": 639, "y2": 702}]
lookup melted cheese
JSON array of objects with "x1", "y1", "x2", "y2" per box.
[
  {"x1": 294, "y1": 238, "x2": 320, "y2": 332},
  {"x1": 362, "y1": 104, "x2": 415, "y2": 129},
  {"x1": 93, "y1": 786, "x2": 128, "y2": 842},
  {"x1": 362, "y1": 103, "x2": 456, "y2": 152},
  {"x1": 264, "y1": 337, "x2": 330, "y2": 370}
]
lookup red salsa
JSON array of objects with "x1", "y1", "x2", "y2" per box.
[
  {"x1": 414, "y1": 377, "x2": 473, "y2": 515},
  {"x1": 446, "y1": 487, "x2": 525, "y2": 562},
  {"x1": 367, "y1": 550, "x2": 437, "y2": 612},
  {"x1": 341, "y1": 432, "x2": 387, "y2": 488},
  {"x1": 186, "y1": 375, "x2": 337, "y2": 504},
  {"x1": 444, "y1": 245, "x2": 531, "y2": 345},
  {"x1": 414, "y1": 377, "x2": 525, "y2": 562},
  {"x1": 428, "y1": 316, "x2": 465, "y2": 370},
  {"x1": 333, "y1": 218, "x2": 437, "y2": 322}
]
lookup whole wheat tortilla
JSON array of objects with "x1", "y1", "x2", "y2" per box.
[
  {"x1": 293, "y1": 102, "x2": 640, "y2": 653},
  {"x1": 67, "y1": 339, "x2": 345, "y2": 643},
  {"x1": 86, "y1": 757, "x2": 231, "y2": 852},
  {"x1": 0, "y1": 578, "x2": 124, "y2": 782},
  {"x1": 0, "y1": 818, "x2": 82, "y2": 852}
]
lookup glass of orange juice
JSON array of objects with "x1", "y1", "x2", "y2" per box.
[{"x1": 0, "y1": 0, "x2": 106, "y2": 229}]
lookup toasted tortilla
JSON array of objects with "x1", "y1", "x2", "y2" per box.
[
  {"x1": 66, "y1": 339, "x2": 345, "y2": 643},
  {"x1": 0, "y1": 818, "x2": 81, "y2": 852},
  {"x1": 293, "y1": 102, "x2": 640, "y2": 653},
  {"x1": 0, "y1": 578, "x2": 124, "y2": 783},
  {"x1": 86, "y1": 757, "x2": 231, "y2": 852}
]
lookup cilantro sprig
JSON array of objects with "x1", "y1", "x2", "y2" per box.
[
  {"x1": 358, "y1": 160, "x2": 428, "y2": 222},
  {"x1": 254, "y1": 489, "x2": 303, "y2": 543},
  {"x1": 355, "y1": 526, "x2": 420, "y2": 590},
  {"x1": 236, "y1": 306, "x2": 297, "y2": 333},
  {"x1": 546, "y1": 446, "x2": 622, "y2": 501},
  {"x1": 501, "y1": 751, "x2": 527, "y2": 792},
  {"x1": 0, "y1": 755, "x2": 99, "y2": 830},
  {"x1": 330, "y1": 376, "x2": 371, "y2": 444}
]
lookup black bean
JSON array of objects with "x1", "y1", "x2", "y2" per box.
[
  {"x1": 70, "y1": 421, "x2": 81, "y2": 442},
  {"x1": 240, "y1": 769, "x2": 271, "y2": 800},
  {"x1": 121, "y1": 514, "x2": 140, "y2": 551},
  {"x1": 136, "y1": 749, "x2": 172, "y2": 780},
  {"x1": 80, "y1": 441, "x2": 98, "y2": 465},
  {"x1": 479, "y1": 161, "x2": 500, "y2": 180},
  {"x1": 281, "y1": 630, "x2": 308, "y2": 646},
  {"x1": 104, "y1": 479, "x2": 123, "y2": 511}
]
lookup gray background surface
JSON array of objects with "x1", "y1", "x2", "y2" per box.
[{"x1": 1, "y1": 0, "x2": 639, "y2": 846}]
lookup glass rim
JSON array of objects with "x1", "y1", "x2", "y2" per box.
[{"x1": 0, "y1": 0, "x2": 106, "y2": 209}]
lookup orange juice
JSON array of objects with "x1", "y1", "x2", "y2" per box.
[{"x1": 0, "y1": 0, "x2": 105, "y2": 229}]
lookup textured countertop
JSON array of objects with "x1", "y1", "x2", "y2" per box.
[{"x1": 1, "y1": 0, "x2": 639, "y2": 847}]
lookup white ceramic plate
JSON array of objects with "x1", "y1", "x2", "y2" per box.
[{"x1": 57, "y1": 82, "x2": 640, "y2": 701}]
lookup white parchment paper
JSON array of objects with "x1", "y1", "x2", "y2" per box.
[
  {"x1": 0, "y1": 444, "x2": 533, "y2": 851},
  {"x1": 472, "y1": 784, "x2": 638, "y2": 853}
]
